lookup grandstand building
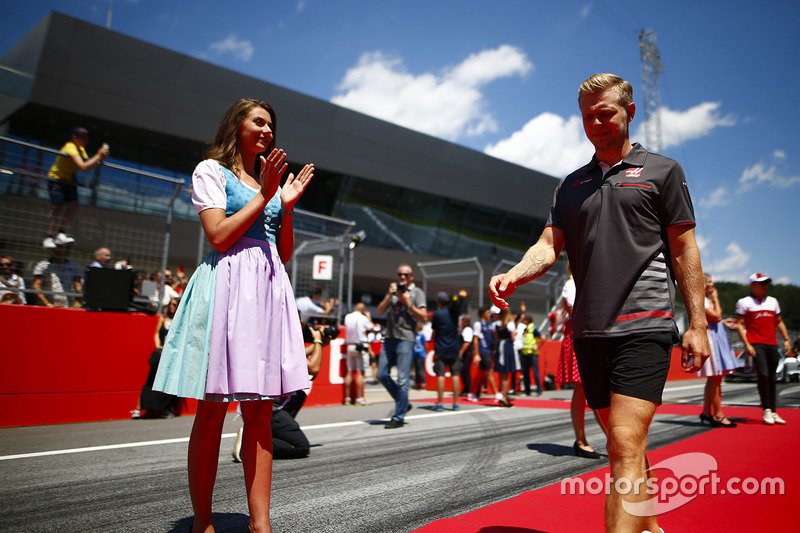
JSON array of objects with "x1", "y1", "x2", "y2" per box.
[{"x1": 0, "y1": 12, "x2": 563, "y2": 318}]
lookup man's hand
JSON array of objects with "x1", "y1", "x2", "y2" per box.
[
  {"x1": 681, "y1": 326, "x2": 710, "y2": 372},
  {"x1": 488, "y1": 273, "x2": 515, "y2": 309}
]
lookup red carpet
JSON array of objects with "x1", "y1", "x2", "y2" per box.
[{"x1": 413, "y1": 403, "x2": 798, "y2": 532}]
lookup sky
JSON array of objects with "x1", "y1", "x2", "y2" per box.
[{"x1": 2, "y1": 0, "x2": 799, "y2": 286}]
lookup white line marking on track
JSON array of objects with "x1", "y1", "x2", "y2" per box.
[{"x1": 0, "y1": 407, "x2": 499, "y2": 461}]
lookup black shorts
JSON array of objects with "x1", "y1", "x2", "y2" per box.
[
  {"x1": 434, "y1": 357, "x2": 463, "y2": 377},
  {"x1": 573, "y1": 331, "x2": 673, "y2": 410},
  {"x1": 48, "y1": 180, "x2": 78, "y2": 205},
  {"x1": 477, "y1": 352, "x2": 493, "y2": 371}
]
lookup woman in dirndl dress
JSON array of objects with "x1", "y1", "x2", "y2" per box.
[
  {"x1": 697, "y1": 274, "x2": 739, "y2": 428},
  {"x1": 153, "y1": 98, "x2": 314, "y2": 533},
  {"x1": 556, "y1": 266, "x2": 605, "y2": 459}
]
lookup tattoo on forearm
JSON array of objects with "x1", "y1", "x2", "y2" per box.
[{"x1": 517, "y1": 248, "x2": 551, "y2": 282}]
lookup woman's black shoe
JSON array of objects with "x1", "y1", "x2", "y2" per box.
[
  {"x1": 714, "y1": 416, "x2": 738, "y2": 428},
  {"x1": 573, "y1": 441, "x2": 601, "y2": 459},
  {"x1": 699, "y1": 413, "x2": 722, "y2": 427}
]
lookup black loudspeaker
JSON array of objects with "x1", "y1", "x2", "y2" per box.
[{"x1": 84, "y1": 268, "x2": 134, "y2": 311}]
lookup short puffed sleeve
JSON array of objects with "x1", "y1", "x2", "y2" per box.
[{"x1": 191, "y1": 160, "x2": 227, "y2": 214}]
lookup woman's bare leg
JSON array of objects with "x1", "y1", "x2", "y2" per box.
[
  {"x1": 188, "y1": 400, "x2": 228, "y2": 533},
  {"x1": 240, "y1": 400, "x2": 274, "y2": 533}
]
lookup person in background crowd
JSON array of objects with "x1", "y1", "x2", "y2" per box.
[
  {"x1": 343, "y1": 302, "x2": 374, "y2": 406},
  {"x1": 295, "y1": 285, "x2": 335, "y2": 321},
  {"x1": 376, "y1": 263, "x2": 427, "y2": 429},
  {"x1": 149, "y1": 269, "x2": 180, "y2": 308},
  {"x1": 132, "y1": 298, "x2": 180, "y2": 419},
  {"x1": 458, "y1": 314, "x2": 475, "y2": 398},
  {"x1": 89, "y1": 247, "x2": 112, "y2": 268},
  {"x1": 431, "y1": 292, "x2": 462, "y2": 411},
  {"x1": 32, "y1": 243, "x2": 83, "y2": 308},
  {"x1": 412, "y1": 322, "x2": 428, "y2": 390},
  {"x1": 519, "y1": 315, "x2": 543, "y2": 396},
  {"x1": 43, "y1": 127, "x2": 109, "y2": 249},
  {"x1": 152, "y1": 97, "x2": 314, "y2": 533},
  {"x1": 0, "y1": 256, "x2": 26, "y2": 304},
  {"x1": 490, "y1": 73, "x2": 708, "y2": 532},
  {"x1": 697, "y1": 274, "x2": 739, "y2": 428},
  {"x1": 468, "y1": 306, "x2": 499, "y2": 402},
  {"x1": 493, "y1": 308, "x2": 517, "y2": 407},
  {"x1": 735, "y1": 272, "x2": 792, "y2": 425}
]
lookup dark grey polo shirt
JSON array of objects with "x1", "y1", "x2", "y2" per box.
[{"x1": 547, "y1": 143, "x2": 695, "y2": 339}]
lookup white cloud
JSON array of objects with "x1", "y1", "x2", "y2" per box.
[
  {"x1": 738, "y1": 155, "x2": 800, "y2": 192},
  {"x1": 703, "y1": 241, "x2": 751, "y2": 281},
  {"x1": 296, "y1": 0, "x2": 307, "y2": 13},
  {"x1": 483, "y1": 112, "x2": 593, "y2": 177},
  {"x1": 699, "y1": 186, "x2": 732, "y2": 208},
  {"x1": 331, "y1": 46, "x2": 532, "y2": 141},
  {"x1": 580, "y1": 4, "x2": 593, "y2": 19},
  {"x1": 209, "y1": 34, "x2": 254, "y2": 62},
  {"x1": 634, "y1": 102, "x2": 735, "y2": 149},
  {"x1": 775, "y1": 276, "x2": 793, "y2": 285}
]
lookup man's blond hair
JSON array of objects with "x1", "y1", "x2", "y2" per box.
[{"x1": 578, "y1": 73, "x2": 633, "y2": 108}]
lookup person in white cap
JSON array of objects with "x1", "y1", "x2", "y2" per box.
[{"x1": 734, "y1": 272, "x2": 792, "y2": 425}]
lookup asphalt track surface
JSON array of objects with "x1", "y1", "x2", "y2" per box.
[{"x1": 1, "y1": 379, "x2": 798, "y2": 533}]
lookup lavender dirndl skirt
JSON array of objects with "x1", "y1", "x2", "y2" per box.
[
  {"x1": 153, "y1": 237, "x2": 309, "y2": 401},
  {"x1": 696, "y1": 321, "x2": 738, "y2": 377}
]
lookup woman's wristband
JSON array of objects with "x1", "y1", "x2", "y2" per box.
[
  {"x1": 281, "y1": 207, "x2": 293, "y2": 216},
  {"x1": 312, "y1": 340, "x2": 323, "y2": 345}
]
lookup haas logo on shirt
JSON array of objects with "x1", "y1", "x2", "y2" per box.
[{"x1": 626, "y1": 168, "x2": 643, "y2": 178}]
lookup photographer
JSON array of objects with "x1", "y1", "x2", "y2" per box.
[
  {"x1": 232, "y1": 322, "x2": 330, "y2": 461},
  {"x1": 376, "y1": 263, "x2": 427, "y2": 429}
]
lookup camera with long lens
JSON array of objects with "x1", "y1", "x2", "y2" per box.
[{"x1": 301, "y1": 318, "x2": 340, "y2": 343}]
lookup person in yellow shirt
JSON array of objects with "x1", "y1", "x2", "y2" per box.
[{"x1": 44, "y1": 127, "x2": 109, "y2": 249}]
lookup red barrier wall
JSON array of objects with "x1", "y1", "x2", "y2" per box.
[
  {"x1": 0, "y1": 306, "x2": 345, "y2": 428},
  {"x1": 0, "y1": 305, "x2": 702, "y2": 428}
]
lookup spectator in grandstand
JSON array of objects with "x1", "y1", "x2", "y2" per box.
[
  {"x1": 376, "y1": 263, "x2": 427, "y2": 429},
  {"x1": 0, "y1": 256, "x2": 26, "y2": 304},
  {"x1": 697, "y1": 274, "x2": 739, "y2": 428},
  {"x1": 343, "y1": 302, "x2": 374, "y2": 406},
  {"x1": 43, "y1": 127, "x2": 109, "y2": 249},
  {"x1": 734, "y1": 272, "x2": 793, "y2": 425},
  {"x1": 152, "y1": 97, "x2": 314, "y2": 532},
  {"x1": 32, "y1": 243, "x2": 83, "y2": 308},
  {"x1": 89, "y1": 247, "x2": 112, "y2": 268}
]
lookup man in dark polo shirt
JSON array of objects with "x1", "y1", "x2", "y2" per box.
[{"x1": 489, "y1": 73, "x2": 708, "y2": 533}]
